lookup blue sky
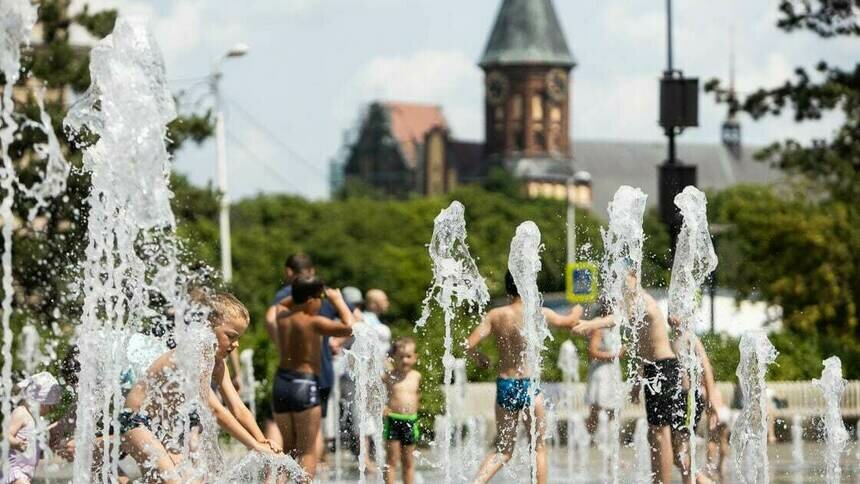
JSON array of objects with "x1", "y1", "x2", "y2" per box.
[{"x1": 71, "y1": 0, "x2": 857, "y2": 200}]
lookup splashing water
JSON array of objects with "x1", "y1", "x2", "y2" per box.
[
  {"x1": 1, "y1": 0, "x2": 71, "y2": 474},
  {"x1": 791, "y1": 413, "x2": 804, "y2": 467},
  {"x1": 239, "y1": 348, "x2": 257, "y2": 415},
  {"x1": 668, "y1": 186, "x2": 718, "y2": 479},
  {"x1": 557, "y1": 340, "x2": 579, "y2": 477},
  {"x1": 346, "y1": 323, "x2": 388, "y2": 483},
  {"x1": 507, "y1": 220, "x2": 547, "y2": 484},
  {"x1": 632, "y1": 417, "x2": 652, "y2": 484},
  {"x1": 64, "y1": 18, "x2": 222, "y2": 481},
  {"x1": 731, "y1": 331, "x2": 778, "y2": 484},
  {"x1": 218, "y1": 452, "x2": 306, "y2": 483},
  {"x1": 415, "y1": 200, "x2": 488, "y2": 481},
  {"x1": 595, "y1": 411, "x2": 610, "y2": 480},
  {"x1": 814, "y1": 356, "x2": 849, "y2": 484},
  {"x1": 600, "y1": 185, "x2": 647, "y2": 483}
]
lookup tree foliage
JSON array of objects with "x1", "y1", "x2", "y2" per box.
[{"x1": 705, "y1": 1, "x2": 860, "y2": 377}]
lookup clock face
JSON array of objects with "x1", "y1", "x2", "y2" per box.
[
  {"x1": 486, "y1": 71, "x2": 509, "y2": 106},
  {"x1": 546, "y1": 69, "x2": 568, "y2": 102}
]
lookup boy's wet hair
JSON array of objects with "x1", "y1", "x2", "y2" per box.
[
  {"x1": 206, "y1": 293, "x2": 250, "y2": 328},
  {"x1": 505, "y1": 270, "x2": 518, "y2": 297},
  {"x1": 293, "y1": 275, "x2": 325, "y2": 304},
  {"x1": 391, "y1": 336, "x2": 416, "y2": 355}
]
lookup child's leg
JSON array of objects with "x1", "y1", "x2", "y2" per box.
[
  {"x1": 401, "y1": 444, "x2": 416, "y2": 484},
  {"x1": 586, "y1": 405, "x2": 600, "y2": 436},
  {"x1": 290, "y1": 406, "x2": 323, "y2": 482},
  {"x1": 274, "y1": 412, "x2": 297, "y2": 458},
  {"x1": 671, "y1": 430, "x2": 713, "y2": 484},
  {"x1": 122, "y1": 428, "x2": 181, "y2": 484},
  {"x1": 647, "y1": 425, "x2": 673, "y2": 484},
  {"x1": 474, "y1": 404, "x2": 518, "y2": 484},
  {"x1": 384, "y1": 440, "x2": 401, "y2": 484},
  {"x1": 523, "y1": 394, "x2": 548, "y2": 484}
]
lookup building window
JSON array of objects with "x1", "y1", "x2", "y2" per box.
[
  {"x1": 532, "y1": 95, "x2": 544, "y2": 121},
  {"x1": 512, "y1": 94, "x2": 523, "y2": 151},
  {"x1": 494, "y1": 106, "x2": 504, "y2": 132}
]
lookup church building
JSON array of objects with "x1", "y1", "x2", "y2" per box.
[{"x1": 338, "y1": 0, "x2": 779, "y2": 217}]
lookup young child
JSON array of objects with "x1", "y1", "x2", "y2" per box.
[
  {"x1": 625, "y1": 271, "x2": 712, "y2": 484},
  {"x1": 668, "y1": 315, "x2": 722, "y2": 483},
  {"x1": 121, "y1": 293, "x2": 280, "y2": 483},
  {"x1": 382, "y1": 337, "x2": 421, "y2": 484},
  {"x1": 5, "y1": 372, "x2": 61, "y2": 484},
  {"x1": 466, "y1": 270, "x2": 600, "y2": 484},
  {"x1": 272, "y1": 276, "x2": 354, "y2": 481}
]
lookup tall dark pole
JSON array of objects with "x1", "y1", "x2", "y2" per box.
[{"x1": 665, "y1": 0, "x2": 676, "y2": 166}]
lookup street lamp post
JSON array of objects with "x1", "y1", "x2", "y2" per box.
[
  {"x1": 211, "y1": 43, "x2": 248, "y2": 284},
  {"x1": 658, "y1": 0, "x2": 698, "y2": 249}
]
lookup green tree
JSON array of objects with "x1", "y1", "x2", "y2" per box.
[
  {"x1": 2, "y1": 1, "x2": 214, "y2": 373},
  {"x1": 705, "y1": 1, "x2": 860, "y2": 377}
]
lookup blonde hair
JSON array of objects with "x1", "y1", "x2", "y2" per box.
[{"x1": 206, "y1": 293, "x2": 249, "y2": 328}]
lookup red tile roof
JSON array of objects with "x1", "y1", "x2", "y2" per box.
[{"x1": 383, "y1": 102, "x2": 447, "y2": 168}]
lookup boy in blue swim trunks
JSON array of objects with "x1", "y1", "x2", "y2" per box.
[
  {"x1": 383, "y1": 337, "x2": 421, "y2": 484},
  {"x1": 466, "y1": 271, "x2": 611, "y2": 484}
]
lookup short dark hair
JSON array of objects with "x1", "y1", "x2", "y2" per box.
[
  {"x1": 285, "y1": 254, "x2": 314, "y2": 274},
  {"x1": 293, "y1": 275, "x2": 325, "y2": 304},
  {"x1": 505, "y1": 270, "x2": 519, "y2": 297}
]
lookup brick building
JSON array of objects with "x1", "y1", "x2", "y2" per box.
[{"x1": 339, "y1": 0, "x2": 780, "y2": 216}]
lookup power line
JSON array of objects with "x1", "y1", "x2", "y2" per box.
[
  {"x1": 221, "y1": 93, "x2": 329, "y2": 180},
  {"x1": 225, "y1": 131, "x2": 305, "y2": 195}
]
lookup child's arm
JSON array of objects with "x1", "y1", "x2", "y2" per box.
[
  {"x1": 465, "y1": 313, "x2": 493, "y2": 369},
  {"x1": 206, "y1": 388, "x2": 274, "y2": 454},
  {"x1": 587, "y1": 329, "x2": 619, "y2": 362},
  {"x1": 7, "y1": 407, "x2": 29, "y2": 452},
  {"x1": 218, "y1": 364, "x2": 278, "y2": 451},
  {"x1": 695, "y1": 337, "x2": 722, "y2": 426},
  {"x1": 542, "y1": 305, "x2": 583, "y2": 329},
  {"x1": 327, "y1": 288, "x2": 354, "y2": 326},
  {"x1": 265, "y1": 296, "x2": 295, "y2": 342},
  {"x1": 571, "y1": 315, "x2": 616, "y2": 336}
]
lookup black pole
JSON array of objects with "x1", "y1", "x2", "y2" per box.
[{"x1": 665, "y1": 0, "x2": 676, "y2": 166}]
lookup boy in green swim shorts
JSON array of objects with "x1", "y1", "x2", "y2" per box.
[{"x1": 383, "y1": 337, "x2": 422, "y2": 484}]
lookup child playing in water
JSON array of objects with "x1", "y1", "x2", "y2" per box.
[
  {"x1": 4, "y1": 372, "x2": 62, "y2": 484},
  {"x1": 382, "y1": 337, "x2": 421, "y2": 484},
  {"x1": 466, "y1": 270, "x2": 608, "y2": 484},
  {"x1": 272, "y1": 276, "x2": 354, "y2": 481},
  {"x1": 625, "y1": 271, "x2": 713, "y2": 484},
  {"x1": 121, "y1": 293, "x2": 280, "y2": 483}
]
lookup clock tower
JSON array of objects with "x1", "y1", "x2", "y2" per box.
[{"x1": 480, "y1": 0, "x2": 576, "y2": 161}]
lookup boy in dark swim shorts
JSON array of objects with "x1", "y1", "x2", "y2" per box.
[
  {"x1": 273, "y1": 277, "x2": 354, "y2": 481},
  {"x1": 383, "y1": 337, "x2": 422, "y2": 484},
  {"x1": 628, "y1": 271, "x2": 714, "y2": 484}
]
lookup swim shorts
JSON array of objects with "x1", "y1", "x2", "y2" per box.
[
  {"x1": 383, "y1": 413, "x2": 420, "y2": 445},
  {"x1": 272, "y1": 368, "x2": 320, "y2": 413},
  {"x1": 643, "y1": 358, "x2": 704, "y2": 432},
  {"x1": 496, "y1": 378, "x2": 539, "y2": 412},
  {"x1": 118, "y1": 410, "x2": 153, "y2": 434}
]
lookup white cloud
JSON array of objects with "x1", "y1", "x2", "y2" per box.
[{"x1": 336, "y1": 49, "x2": 483, "y2": 139}]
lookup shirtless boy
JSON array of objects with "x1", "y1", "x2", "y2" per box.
[
  {"x1": 626, "y1": 272, "x2": 712, "y2": 484},
  {"x1": 668, "y1": 315, "x2": 721, "y2": 482},
  {"x1": 466, "y1": 270, "x2": 605, "y2": 484},
  {"x1": 272, "y1": 276, "x2": 355, "y2": 480},
  {"x1": 121, "y1": 293, "x2": 279, "y2": 483},
  {"x1": 383, "y1": 337, "x2": 421, "y2": 484}
]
